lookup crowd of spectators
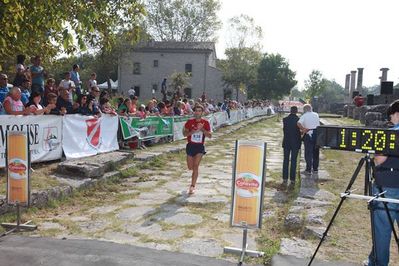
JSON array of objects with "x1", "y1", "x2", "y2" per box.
[{"x1": 0, "y1": 54, "x2": 273, "y2": 118}]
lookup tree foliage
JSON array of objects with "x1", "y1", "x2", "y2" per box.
[
  {"x1": 254, "y1": 53, "x2": 297, "y2": 99},
  {"x1": 320, "y1": 79, "x2": 345, "y2": 103},
  {"x1": 304, "y1": 70, "x2": 326, "y2": 99},
  {"x1": 225, "y1": 14, "x2": 263, "y2": 50},
  {"x1": 0, "y1": 0, "x2": 145, "y2": 70},
  {"x1": 219, "y1": 14, "x2": 263, "y2": 99},
  {"x1": 144, "y1": 0, "x2": 221, "y2": 41},
  {"x1": 219, "y1": 47, "x2": 262, "y2": 99}
]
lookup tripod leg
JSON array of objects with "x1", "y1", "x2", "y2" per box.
[{"x1": 307, "y1": 158, "x2": 366, "y2": 266}]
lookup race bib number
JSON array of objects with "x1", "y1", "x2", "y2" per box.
[{"x1": 191, "y1": 131, "x2": 203, "y2": 143}]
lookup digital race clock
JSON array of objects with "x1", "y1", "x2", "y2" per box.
[{"x1": 316, "y1": 125, "x2": 399, "y2": 156}]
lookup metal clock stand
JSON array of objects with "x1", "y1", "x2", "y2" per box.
[
  {"x1": 224, "y1": 223, "x2": 264, "y2": 266},
  {"x1": 308, "y1": 153, "x2": 399, "y2": 266}
]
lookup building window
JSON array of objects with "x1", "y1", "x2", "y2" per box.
[
  {"x1": 185, "y1": 64, "x2": 192, "y2": 75},
  {"x1": 152, "y1": 84, "x2": 158, "y2": 91},
  {"x1": 153, "y1": 60, "x2": 159, "y2": 67},
  {"x1": 184, "y1": 88, "x2": 192, "y2": 98},
  {"x1": 133, "y1": 62, "x2": 141, "y2": 74},
  {"x1": 134, "y1": 86, "x2": 140, "y2": 96}
]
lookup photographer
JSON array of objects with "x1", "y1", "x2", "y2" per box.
[{"x1": 367, "y1": 99, "x2": 399, "y2": 266}]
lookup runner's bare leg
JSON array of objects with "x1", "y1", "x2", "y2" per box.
[{"x1": 191, "y1": 153, "x2": 203, "y2": 188}]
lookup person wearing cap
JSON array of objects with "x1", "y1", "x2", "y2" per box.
[
  {"x1": 282, "y1": 106, "x2": 302, "y2": 187},
  {"x1": 297, "y1": 104, "x2": 320, "y2": 174},
  {"x1": 367, "y1": 100, "x2": 399, "y2": 266}
]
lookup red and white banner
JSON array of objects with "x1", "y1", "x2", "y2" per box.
[{"x1": 62, "y1": 114, "x2": 119, "y2": 159}]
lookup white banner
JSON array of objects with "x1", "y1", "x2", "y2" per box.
[
  {"x1": 0, "y1": 115, "x2": 63, "y2": 167},
  {"x1": 63, "y1": 114, "x2": 119, "y2": 159}
]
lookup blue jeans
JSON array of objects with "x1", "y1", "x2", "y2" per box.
[
  {"x1": 303, "y1": 133, "x2": 319, "y2": 171},
  {"x1": 368, "y1": 185, "x2": 399, "y2": 266},
  {"x1": 282, "y1": 147, "x2": 300, "y2": 181}
]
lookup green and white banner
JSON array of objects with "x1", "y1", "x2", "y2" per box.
[{"x1": 119, "y1": 116, "x2": 174, "y2": 140}]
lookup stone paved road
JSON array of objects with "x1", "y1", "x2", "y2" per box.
[{"x1": 23, "y1": 116, "x2": 287, "y2": 264}]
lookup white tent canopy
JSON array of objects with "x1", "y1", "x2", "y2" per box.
[{"x1": 98, "y1": 79, "x2": 118, "y2": 89}]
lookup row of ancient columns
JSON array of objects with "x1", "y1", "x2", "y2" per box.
[{"x1": 344, "y1": 68, "x2": 389, "y2": 103}]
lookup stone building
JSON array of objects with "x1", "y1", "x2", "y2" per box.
[{"x1": 118, "y1": 41, "x2": 236, "y2": 102}]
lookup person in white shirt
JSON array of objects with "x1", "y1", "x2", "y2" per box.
[
  {"x1": 58, "y1": 72, "x2": 76, "y2": 103},
  {"x1": 297, "y1": 104, "x2": 320, "y2": 174},
  {"x1": 128, "y1": 87, "x2": 136, "y2": 100}
]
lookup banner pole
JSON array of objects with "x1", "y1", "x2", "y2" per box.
[{"x1": 16, "y1": 202, "x2": 20, "y2": 232}]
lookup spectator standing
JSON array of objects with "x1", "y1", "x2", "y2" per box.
[
  {"x1": 70, "y1": 64, "x2": 82, "y2": 96},
  {"x1": 128, "y1": 87, "x2": 135, "y2": 100},
  {"x1": 30, "y1": 56, "x2": 46, "y2": 96},
  {"x1": 59, "y1": 72, "x2": 76, "y2": 104},
  {"x1": 13, "y1": 54, "x2": 29, "y2": 87},
  {"x1": 282, "y1": 106, "x2": 302, "y2": 187},
  {"x1": 87, "y1": 73, "x2": 97, "y2": 93},
  {"x1": 367, "y1": 100, "x2": 399, "y2": 266},
  {"x1": 20, "y1": 78, "x2": 31, "y2": 106},
  {"x1": 44, "y1": 78, "x2": 58, "y2": 99},
  {"x1": 0, "y1": 74, "x2": 10, "y2": 104},
  {"x1": 297, "y1": 104, "x2": 320, "y2": 174},
  {"x1": 161, "y1": 78, "x2": 167, "y2": 101}
]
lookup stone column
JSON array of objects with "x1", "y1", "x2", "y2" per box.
[
  {"x1": 380, "y1": 68, "x2": 389, "y2": 82},
  {"x1": 357, "y1": 68, "x2": 364, "y2": 94},
  {"x1": 350, "y1": 70, "x2": 357, "y2": 99},
  {"x1": 345, "y1": 74, "x2": 350, "y2": 103}
]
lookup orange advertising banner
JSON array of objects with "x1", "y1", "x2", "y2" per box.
[
  {"x1": 230, "y1": 140, "x2": 266, "y2": 228},
  {"x1": 6, "y1": 131, "x2": 30, "y2": 205}
]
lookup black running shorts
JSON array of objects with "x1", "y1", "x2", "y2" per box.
[{"x1": 186, "y1": 142, "x2": 206, "y2": 157}]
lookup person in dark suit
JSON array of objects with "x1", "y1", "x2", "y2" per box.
[{"x1": 282, "y1": 106, "x2": 302, "y2": 186}]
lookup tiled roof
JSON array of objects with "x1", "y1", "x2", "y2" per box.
[{"x1": 134, "y1": 41, "x2": 215, "y2": 52}]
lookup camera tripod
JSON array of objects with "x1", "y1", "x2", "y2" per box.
[{"x1": 308, "y1": 153, "x2": 399, "y2": 266}]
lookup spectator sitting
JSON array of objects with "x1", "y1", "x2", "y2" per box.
[
  {"x1": 117, "y1": 98, "x2": 135, "y2": 116},
  {"x1": 158, "y1": 102, "x2": 168, "y2": 116},
  {"x1": 87, "y1": 86, "x2": 102, "y2": 115},
  {"x1": 100, "y1": 97, "x2": 117, "y2": 116},
  {"x1": 0, "y1": 74, "x2": 10, "y2": 104},
  {"x1": 56, "y1": 87, "x2": 74, "y2": 115},
  {"x1": 27, "y1": 91, "x2": 55, "y2": 115},
  {"x1": 20, "y1": 78, "x2": 31, "y2": 106},
  {"x1": 74, "y1": 94, "x2": 94, "y2": 116},
  {"x1": 137, "y1": 104, "x2": 147, "y2": 119},
  {"x1": 146, "y1": 100, "x2": 159, "y2": 115},
  {"x1": 46, "y1": 93, "x2": 62, "y2": 115},
  {"x1": 3, "y1": 87, "x2": 33, "y2": 115}
]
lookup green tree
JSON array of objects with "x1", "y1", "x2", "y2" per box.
[
  {"x1": 320, "y1": 79, "x2": 345, "y2": 103},
  {"x1": 304, "y1": 70, "x2": 327, "y2": 99},
  {"x1": 0, "y1": 0, "x2": 145, "y2": 70},
  {"x1": 170, "y1": 72, "x2": 191, "y2": 94},
  {"x1": 219, "y1": 14, "x2": 263, "y2": 100},
  {"x1": 219, "y1": 47, "x2": 262, "y2": 100},
  {"x1": 254, "y1": 53, "x2": 297, "y2": 99},
  {"x1": 290, "y1": 87, "x2": 305, "y2": 100},
  {"x1": 144, "y1": 0, "x2": 221, "y2": 41}
]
